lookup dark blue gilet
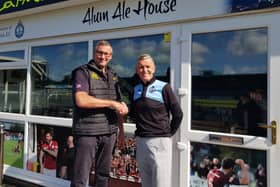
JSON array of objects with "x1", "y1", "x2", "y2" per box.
[{"x1": 73, "y1": 62, "x2": 120, "y2": 135}]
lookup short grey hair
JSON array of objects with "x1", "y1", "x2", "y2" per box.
[
  {"x1": 136, "y1": 54, "x2": 155, "y2": 70},
  {"x1": 137, "y1": 54, "x2": 153, "y2": 62},
  {"x1": 95, "y1": 40, "x2": 113, "y2": 54}
]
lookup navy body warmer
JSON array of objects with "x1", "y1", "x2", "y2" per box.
[{"x1": 72, "y1": 62, "x2": 121, "y2": 135}]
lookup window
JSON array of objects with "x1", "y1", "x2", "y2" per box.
[
  {"x1": 191, "y1": 28, "x2": 267, "y2": 137},
  {"x1": 26, "y1": 124, "x2": 72, "y2": 178},
  {"x1": 0, "y1": 50, "x2": 25, "y2": 63},
  {"x1": 31, "y1": 42, "x2": 88, "y2": 118},
  {"x1": 0, "y1": 69, "x2": 26, "y2": 113}
]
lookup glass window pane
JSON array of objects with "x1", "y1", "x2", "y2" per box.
[
  {"x1": 0, "y1": 69, "x2": 26, "y2": 113},
  {"x1": 0, "y1": 120, "x2": 24, "y2": 169},
  {"x1": 0, "y1": 50, "x2": 25, "y2": 63},
  {"x1": 191, "y1": 28, "x2": 267, "y2": 137},
  {"x1": 190, "y1": 142, "x2": 267, "y2": 187},
  {"x1": 103, "y1": 33, "x2": 171, "y2": 122},
  {"x1": 31, "y1": 42, "x2": 88, "y2": 118}
]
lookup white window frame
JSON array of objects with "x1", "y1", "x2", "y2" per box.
[
  {"x1": 1, "y1": 23, "x2": 183, "y2": 187},
  {"x1": 179, "y1": 11, "x2": 280, "y2": 187},
  {"x1": 0, "y1": 42, "x2": 28, "y2": 69}
]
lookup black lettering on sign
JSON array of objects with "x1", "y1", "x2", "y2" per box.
[
  {"x1": 83, "y1": 7, "x2": 109, "y2": 25},
  {"x1": 82, "y1": 0, "x2": 177, "y2": 26},
  {"x1": 112, "y1": 1, "x2": 131, "y2": 20},
  {"x1": 133, "y1": 0, "x2": 176, "y2": 19}
]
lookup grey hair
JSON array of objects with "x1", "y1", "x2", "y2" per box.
[
  {"x1": 95, "y1": 40, "x2": 113, "y2": 54},
  {"x1": 137, "y1": 54, "x2": 153, "y2": 62},
  {"x1": 136, "y1": 54, "x2": 155, "y2": 69}
]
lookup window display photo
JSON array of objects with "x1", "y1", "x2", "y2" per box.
[
  {"x1": 26, "y1": 124, "x2": 72, "y2": 179},
  {"x1": 190, "y1": 142, "x2": 267, "y2": 187},
  {"x1": 0, "y1": 120, "x2": 24, "y2": 169}
]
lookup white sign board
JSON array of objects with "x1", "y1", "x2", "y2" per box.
[{"x1": 0, "y1": 0, "x2": 229, "y2": 43}]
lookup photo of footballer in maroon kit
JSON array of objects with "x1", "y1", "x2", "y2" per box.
[
  {"x1": 207, "y1": 158, "x2": 249, "y2": 187},
  {"x1": 39, "y1": 131, "x2": 58, "y2": 177},
  {"x1": 190, "y1": 142, "x2": 267, "y2": 187}
]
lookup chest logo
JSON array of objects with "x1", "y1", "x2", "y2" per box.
[
  {"x1": 91, "y1": 72, "x2": 99, "y2": 80},
  {"x1": 149, "y1": 86, "x2": 160, "y2": 93}
]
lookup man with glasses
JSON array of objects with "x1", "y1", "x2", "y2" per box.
[{"x1": 71, "y1": 40, "x2": 128, "y2": 187}]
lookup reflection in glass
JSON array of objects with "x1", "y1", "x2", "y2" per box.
[
  {"x1": 191, "y1": 28, "x2": 267, "y2": 137},
  {"x1": 0, "y1": 69, "x2": 26, "y2": 113},
  {"x1": 103, "y1": 33, "x2": 171, "y2": 122},
  {"x1": 0, "y1": 50, "x2": 24, "y2": 63},
  {"x1": 0, "y1": 121, "x2": 24, "y2": 168},
  {"x1": 31, "y1": 42, "x2": 88, "y2": 118},
  {"x1": 190, "y1": 142, "x2": 267, "y2": 187}
]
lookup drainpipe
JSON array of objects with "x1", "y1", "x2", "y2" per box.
[{"x1": 0, "y1": 124, "x2": 4, "y2": 185}]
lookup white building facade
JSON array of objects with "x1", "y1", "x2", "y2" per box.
[{"x1": 0, "y1": 0, "x2": 280, "y2": 186}]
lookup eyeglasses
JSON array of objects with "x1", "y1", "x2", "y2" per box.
[{"x1": 95, "y1": 50, "x2": 112, "y2": 57}]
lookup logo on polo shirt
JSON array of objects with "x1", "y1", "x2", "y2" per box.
[{"x1": 149, "y1": 86, "x2": 161, "y2": 93}]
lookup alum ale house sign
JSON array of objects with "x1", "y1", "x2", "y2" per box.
[
  {"x1": 82, "y1": 0, "x2": 176, "y2": 25},
  {"x1": 0, "y1": 0, "x2": 68, "y2": 15}
]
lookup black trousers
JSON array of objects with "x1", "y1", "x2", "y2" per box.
[{"x1": 71, "y1": 133, "x2": 116, "y2": 187}]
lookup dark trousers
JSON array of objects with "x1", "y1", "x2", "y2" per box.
[{"x1": 70, "y1": 133, "x2": 116, "y2": 187}]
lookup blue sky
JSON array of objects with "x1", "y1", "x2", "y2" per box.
[
  {"x1": 30, "y1": 27, "x2": 268, "y2": 82},
  {"x1": 107, "y1": 34, "x2": 170, "y2": 78},
  {"x1": 31, "y1": 34, "x2": 170, "y2": 81},
  {"x1": 191, "y1": 28, "x2": 267, "y2": 76}
]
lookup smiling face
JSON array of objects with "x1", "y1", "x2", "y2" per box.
[
  {"x1": 136, "y1": 54, "x2": 156, "y2": 84},
  {"x1": 94, "y1": 41, "x2": 113, "y2": 71}
]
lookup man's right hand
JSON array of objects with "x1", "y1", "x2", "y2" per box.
[{"x1": 113, "y1": 101, "x2": 128, "y2": 116}]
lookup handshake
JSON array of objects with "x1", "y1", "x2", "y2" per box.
[{"x1": 113, "y1": 101, "x2": 128, "y2": 116}]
